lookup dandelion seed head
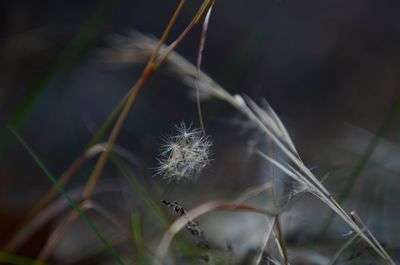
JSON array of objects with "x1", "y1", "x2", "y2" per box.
[{"x1": 156, "y1": 122, "x2": 212, "y2": 182}]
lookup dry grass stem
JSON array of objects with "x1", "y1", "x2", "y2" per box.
[
  {"x1": 153, "y1": 201, "x2": 273, "y2": 265},
  {"x1": 34, "y1": 2, "x2": 216, "y2": 261},
  {"x1": 253, "y1": 216, "x2": 275, "y2": 265},
  {"x1": 108, "y1": 32, "x2": 395, "y2": 264}
]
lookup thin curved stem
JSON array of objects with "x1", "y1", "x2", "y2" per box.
[{"x1": 35, "y1": 1, "x2": 214, "y2": 261}]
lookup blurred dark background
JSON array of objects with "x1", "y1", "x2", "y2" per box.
[{"x1": 1, "y1": 0, "x2": 400, "y2": 263}]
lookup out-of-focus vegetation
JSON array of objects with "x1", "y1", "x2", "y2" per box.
[{"x1": 1, "y1": 1, "x2": 400, "y2": 264}]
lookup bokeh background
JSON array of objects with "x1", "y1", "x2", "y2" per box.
[{"x1": 1, "y1": 0, "x2": 400, "y2": 264}]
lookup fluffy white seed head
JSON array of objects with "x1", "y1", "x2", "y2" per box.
[{"x1": 156, "y1": 122, "x2": 212, "y2": 182}]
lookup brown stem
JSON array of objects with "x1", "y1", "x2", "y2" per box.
[
  {"x1": 2, "y1": 147, "x2": 97, "y2": 252},
  {"x1": 275, "y1": 215, "x2": 289, "y2": 265},
  {"x1": 153, "y1": 0, "x2": 214, "y2": 69},
  {"x1": 195, "y1": 2, "x2": 213, "y2": 134},
  {"x1": 82, "y1": 65, "x2": 153, "y2": 200},
  {"x1": 34, "y1": 0, "x2": 214, "y2": 261},
  {"x1": 267, "y1": 138, "x2": 288, "y2": 265},
  {"x1": 36, "y1": 209, "x2": 79, "y2": 263}
]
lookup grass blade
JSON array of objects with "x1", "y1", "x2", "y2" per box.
[
  {"x1": 111, "y1": 156, "x2": 167, "y2": 226},
  {"x1": 0, "y1": 252, "x2": 48, "y2": 265},
  {"x1": 7, "y1": 125, "x2": 125, "y2": 265},
  {"x1": 318, "y1": 98, "x2": 400, "y2": 240},
  {"x1": 131, "y1": 212, "x2": 147, "y2": 265},
  {"x1": 328, "y1": 232, "x2": 359, "y2": 265}
]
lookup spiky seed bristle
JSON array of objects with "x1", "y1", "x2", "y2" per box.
[{"x1": 156, "y1": 122, "x2": 212, "y2": 182}]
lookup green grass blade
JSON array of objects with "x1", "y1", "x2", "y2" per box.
[
  {"x1": 7, "y1": 125, "x2": 125, "y2": 265},
  {"x1": 317, "y1": 98, "x2": 400, "y2": 240},
  {"x1": 130, "y1": 212, "x2": 148, "y2": 265},
  {"x1": 111, "y1": 156, "x2": 168, "y2": 227},
  {"x1": 0, "y1": 252, "x2": 48, "y2": 265},
  {"x1": 328, "y1": 232, "x2": 359, "y2": 265},
  {"x1": 111, "y1": 156, "x2": 200, "y2": 258}
]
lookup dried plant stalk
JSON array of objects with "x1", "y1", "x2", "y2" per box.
[{"x1": 107, "y1": 32, "x2": 395, "y2": 265}]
